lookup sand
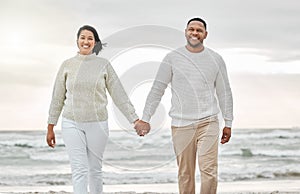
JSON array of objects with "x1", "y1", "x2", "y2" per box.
[{"x1": 1, "y1": 180, "x2": 300, "y2": 194}]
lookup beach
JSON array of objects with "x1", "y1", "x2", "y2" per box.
[{"x1": 1, "y1": 180, "x2": 300, "y2": 194}]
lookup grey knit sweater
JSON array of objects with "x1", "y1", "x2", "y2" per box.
[
  {"x1": 48, "y1": 53, "x2": 138, "y2": 125},
  {"x1": 142, "y1": 46, "x2": 233, "y2": 127}
]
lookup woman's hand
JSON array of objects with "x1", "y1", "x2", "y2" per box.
[
  {"x1": 46, "y1": 124, "x2": 56, "y2": 148},
  {"x1": 134, "y1": 120, "x2": 151, "y2": 136}
]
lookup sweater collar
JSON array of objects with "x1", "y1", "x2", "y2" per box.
[{"x1": 76, "y1": 53, "x2": 97, "y2": 60}]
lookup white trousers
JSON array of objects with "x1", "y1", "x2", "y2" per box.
[{"x1": 61, "y1": 117, "x2": 109, "y2": 194}]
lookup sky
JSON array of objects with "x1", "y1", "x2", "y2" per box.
[{"x1": 0, "y1": 0, "x2": 299, "y2": 130}]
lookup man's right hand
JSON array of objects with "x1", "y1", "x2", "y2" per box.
[{"x1": 134, "y1": 120, "x2": 151, "y2": 136}]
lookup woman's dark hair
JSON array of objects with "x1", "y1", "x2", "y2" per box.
[
  {"x1": 77, "y1": 25, "x2": 104, "y2": 55},
  {"x1": 187, "y1": 17, "x2": 207, "y2": 30}
]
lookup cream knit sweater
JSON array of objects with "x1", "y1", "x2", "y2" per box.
[{"x1": 48, "y1": 53, "x2": 138, "y2": 125}]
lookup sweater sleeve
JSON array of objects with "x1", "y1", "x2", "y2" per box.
[
  {"x1": 142, "y1": 55, "x2": 172, "y2": 122},
  {"x1": 105, "y1": 63, "x2": 139, "y2": 123},
  {"x1": 215, "y1": 56, "x2": 233, "y2": 128},
  {"x1": 48, "y1": 62, "x2": 67, "y2": 125}
]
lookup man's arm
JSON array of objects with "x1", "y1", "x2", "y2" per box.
[
  {"x1": 215, "y1": 56, "x2": 233, "y2": 128},
  {"x1": 215, "y1": 56, "x2": 233, "y2": 144},
  {"x1": 139, "y1": 55, "x2": 172, "y2": 134}
]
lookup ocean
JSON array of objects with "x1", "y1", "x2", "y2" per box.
[{"x1": 0, "y1": 127, "x2": 299, "y2": 187}]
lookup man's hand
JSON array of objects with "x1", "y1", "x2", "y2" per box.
[
  {"x1": 221, "y1": 127, "x2": 231, "y2": 144},
  {"x1": 134, "y1": 120, "x2": 151, "y2": 136}
]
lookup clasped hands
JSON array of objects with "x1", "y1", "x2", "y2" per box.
[{"x1": 134, "y1": 120, "x2": 151, "y2": 136}]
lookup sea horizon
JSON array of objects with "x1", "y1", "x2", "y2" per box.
[{"x1": 1, "y1": 126, "x2": 299, "y2": 132}]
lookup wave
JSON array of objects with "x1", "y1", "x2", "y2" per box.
[
  {"x1": 274, "y1": 171, "x2": 300, "y2": 178},
  {"x1": 36, "y1": 181, "x2": 67, "y2": 185},
  {"x1": 0, "y1": 141, "x2": 62, "y2": 149},
  {"x1": 104, "y1": 155, "x2": 175, "y2": 162},
  {"x1": 103, "y1": 171, "x2": 177, "y2": 185},
  {"x1": 29, "y1": 151, "x2": 69, "y2": 162},
  {"x1": 241, "y1": 148, "x2": 253, "y2": 157},
  {"x1": 234, "y1": 128, "x2": 300, "y2": 140},
  {"x1": 0, "y1": 173, "x2": 71, "y2": 186},
  {"x1": 255, "y1": 171, "x2": 300, "y2": 179},
  {"x1": 246, "y1": 151, "x2": 300, "y2": 158},
  {"x1": 14, "y1": 143, "x2": 34, "y2": 148},
  {"x1": 220, "y1": 170, "x2": 300, "y2": 182}
]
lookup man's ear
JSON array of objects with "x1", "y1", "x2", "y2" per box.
[{"x1": 204, "y1": 31, "x2": 208, "y2": 39}]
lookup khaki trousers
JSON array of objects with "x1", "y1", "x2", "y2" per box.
[{"x1": 171, "y1": 117, "x2": 219, "y2": 194}]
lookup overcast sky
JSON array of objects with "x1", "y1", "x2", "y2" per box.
[{"x1": 0, "y1": 0, "x2": 299, "y2": 130}]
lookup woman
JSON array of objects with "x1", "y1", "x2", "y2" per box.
[{"x1": 46, "y1": 25, "x2": 139, "y2": 194}]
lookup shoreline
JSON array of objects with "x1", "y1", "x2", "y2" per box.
[{"x1": 1, "y1": 179, "x2": 300, "y2": 194}]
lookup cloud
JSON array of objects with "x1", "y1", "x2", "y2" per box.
[
  {"x1": 1, "y1": 0, "x2": 300, "y2": 62},
  {"x1": 200, "y1": 0, "x2": 300, "y2": 62}
]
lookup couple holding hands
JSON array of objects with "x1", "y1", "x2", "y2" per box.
[{"x1": 46, "y1": 17, "x2": 233, "y2": 194}]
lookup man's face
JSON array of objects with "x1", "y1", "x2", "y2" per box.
[{"x1": 185, "y1": 21, "x2": 207, "y2": 48}]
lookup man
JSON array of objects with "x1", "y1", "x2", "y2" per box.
[{"x1": 135, "y1": 17, "x2": 233, "y2": 194}]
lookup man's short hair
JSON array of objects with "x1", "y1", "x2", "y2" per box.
[{"x1": 187, "y1": 18, "x2": 207, "y2": 29}]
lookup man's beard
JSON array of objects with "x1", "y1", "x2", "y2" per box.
[{"x1": 187, "y1": 40, "x2": 203, "y2": 48}]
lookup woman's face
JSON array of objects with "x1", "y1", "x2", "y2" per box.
[{"x1": 77, "y1": 29, "x2": 95, "y2": 55}]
